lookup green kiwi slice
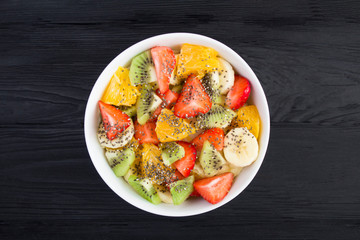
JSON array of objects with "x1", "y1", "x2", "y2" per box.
[
  {"x1": 170, "y1": 175, "x2": 195, "y2": 205},
  {"x1": 199, "y1": 141, "x2": 227, "y2": 177},
  {"x1": 136, "y1": 84, "x2": 162, "y2": 125},
  {"x1": 202, "y1": 71, "x2": 221, "y2": 103},
  {"x1": 196, "y1": 104, "x2": 236, "y2": 129},
  {"x1": 160, "y1": 142, "x2": 185, "y2": 166},
  {"x1": 105, "y1": 148, "x2": 135, "y2": 177},
  {"x1": 128, "y1": 175, "x2": 162, "y2": 205},
  {"x1": 129, "y1": 50, "x2": 157, "y2": 86}
]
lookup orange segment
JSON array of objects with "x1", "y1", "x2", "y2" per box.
[
  {"x1": 140, "y1": 143, "x2": 175, "y2": 185},
  {"x1": 231, "y1": 105, "x2": 261, "y2": 139},
  {"x1": 155, "y1": 109, "x2": 197, "y2": 142},
  {"x1": 101, "y1": 67, "x2": 140, "y2": 106},
  {"x1": 176, "y1": 44, "x2": 221, "y2": 80}
]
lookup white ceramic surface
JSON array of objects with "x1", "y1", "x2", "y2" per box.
[{"x1": 84, "y1": 33, "x2": 270, "y2": 217}]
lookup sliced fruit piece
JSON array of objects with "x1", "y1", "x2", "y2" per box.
[
  {"x1": 154, "y1": 184, "x2": 173, "y2": 204},
  {"x1": 194, "y1": 172, "x2": 234, "y2": 204},
  {"x1": 105, "y1": 148, "x2": 135, "y2": 177},
  {"x1": 160, "y1": 142, "x2": 185, "y2": 166},
  {"x1": 129, "y1": 50, "x2": 157, "y2": 86},
  {"x1": 128, "y1": 175, "x2": 161, "y2": 205},
  {"x1": 141, "y1": 143, "x2": 176, "y2": 185},
  {"x1": 170, "y1": 175, "x2": 195, "y2": 205},
  {"x1": 218, "y1": 58, "x2": 235, "y2": 94},
  {"x1": 152, "y1": 89, "x2": 180, "y2": 119},
  {"x1": 119, "y1": 105, "x2": 137, "y2": 118},
  {"x1": 225, "y1": 75, "x2": 251, "y2": 110},
  {"x1": 98, "y1": 100, "x2": 132, "y2": 140},
  {"x1": 155, "y1": 109, "x2": 197, "y2": 142},
  {"x1": 98, "y1": 120, "x2": 135, "y2": 149},
  {"x1": 224, "y1": 127, "x2": 259, "y2": 167},
  {"x1": 173, "y1": 141, "x2": 197, "y2": 177},
  {"x1": 136, "y1": 84, "x2": 162, "y2": 125},
  {"x1": 101, "y1": 67, "x2": 140, "y2": 106},
  {"x1": 151, "y1": 46, "x2": 176, "y2": 94},
  {"x1": 124, "y1": 146, "x2": 143, "y2": 182},
  {"x1": 174, "y1": 74, "x2": 212, "y2": 118},
  {"x1": 191, "y1": 128, "x2": 224, "y2": 152},
  {"x1": 199, "y1": 141, "x2": 227, "y2": 177},
  {"x1": 134, "y1": 119, "x2": 159, "y2": 145},
  {"x1": 195, "y1": 104, "x2": 236, "y2": 129},
  {"x1": 176, "y1": 44, "x2": 220, "y2": 80},
  {"x1": 231, "y1": 105, "x2": 260, "y2": 139},
  {"x1": 201, "y1": 71, "x2": 221, "y2": 103}
]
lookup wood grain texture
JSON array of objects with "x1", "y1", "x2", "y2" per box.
[{"x1": 1, "y1": 0, "x2": 360, "y2": 239}]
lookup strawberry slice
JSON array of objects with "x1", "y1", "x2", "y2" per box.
[
  {"x1": 225, "y1": 75, "x2": 251, "y2": 110},
  {"x1": 98, "y1": 100, "x2": 131, "y2": 140},
  {"x1": 152, "y1": 89, "x2": 179, "y2": 119},
  {"x1": 134, "y1": 119, "x2": 159, "y2": 145},
  {"x1": 173, "y1": 141, "x2": 197, "y2": 177},
  {"x1": 151, "y1": 46, "x2": 176, "y2": 94},
  {"x1": 191, "y1": 128, "x2": 225, "y2": 151},
  {"x1": 174, "y1": 74, "x2": 212, "y2": 118},
  {"x1": 193, "y1": 172, "x2": 234, "y2": 204}
]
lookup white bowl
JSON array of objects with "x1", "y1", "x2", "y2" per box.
[{"x1": 84, "y1": 33, "x2": 270, "y2": 217}]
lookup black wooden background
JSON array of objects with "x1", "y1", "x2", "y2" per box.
[{"x1": 1, "y1": 0, "x2": 360, "y2": 239}]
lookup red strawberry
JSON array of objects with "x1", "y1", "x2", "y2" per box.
[
  {"x1": 225, "y1": 75, "x2": 250, "y2": 110},
  {"x1": 174, "y1": 74, "x2": 212, "y2": 118},
  {"x1": 151, "y1": 46, "x2": 176, "y2": 94},
  {"x1": 193, "y1": 172, "x2": 234, "y2": 204},
  {"x1": 191, "y1": 128, "x2": 224, "y2": 152},
  {"x1": 152, "y1": 89, "x2": 179, "y2": 119},
  {"x1": 173, "y1": 141, "x2": 197, "y2": 177},
  {"x1": 98, "y1": 100, "x2": 131, "y2": 140},
  {"x1": 134, "y1": 119, "x2": 159, "y2": 145},
  {"x1": 190, "y1": 188, "x2": 201, "y2": 197}
]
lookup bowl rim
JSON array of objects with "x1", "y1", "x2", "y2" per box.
[{"x1": 84, "y1": 32, "x2": 270, "y2": 217}]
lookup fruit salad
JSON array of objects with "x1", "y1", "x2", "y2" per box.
[{"x1": 97, "y1": 44, "x2": 261, "y2": 205}]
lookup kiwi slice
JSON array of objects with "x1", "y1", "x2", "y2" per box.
[
  {"x1": 196, "y1": 104, "x2": 236, "y2": 129},
  {"x1": 199, "y1": 141, "x2": 227, "y2": 177},
  {"x1": 202, "y1": 71, "x2": 221, "y2": 103},
  {"x1": 119, "y1": 105, "x2": 137, "y2": 118},
  {"x1": 136, "y1": 84, "x2": 162, "y2": 125},
  {"x1": 160, "y1": 142, "x2": 185, "y2": 166},
  {"x1": 128, "y1": 175, "x2": 161, "y2": 205},
  {"x1": 129, "y1": 50, "x2": 157, "y2": 86},
  {"x1": 170, "y1": 175, "x2": 195, "y2": 205},
  {"x1": 105, "y1": 148, "x2": 135, "y2": 177}
]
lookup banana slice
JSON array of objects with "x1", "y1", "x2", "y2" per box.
[
  {"x1": 154, "y1": 185, "x2": 173, "y2": 204},
  {"x1": 218, "y1": 58, "x2": 235, "y2": 94},
  {"x1": 97, "y1": 120, "x2": 135, "y2": 149},
  {"x1": 224, "y1": 127, "x2": 259, "y2": 167}
]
